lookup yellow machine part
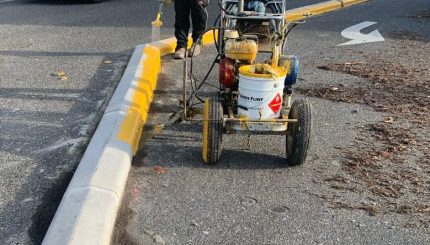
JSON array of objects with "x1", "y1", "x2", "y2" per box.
[
  {"x1": 224, "y1": 39, "x2": 258, "y2": 64},
  {"x1": 239, "y1": 64, "x2": 287, "y2": 79},
  {"x1": 202, "y1": 98, "x2": 209, "y2": 163}
]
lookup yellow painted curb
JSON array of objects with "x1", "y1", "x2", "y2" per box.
[
  {"x1": 117, "y1": 31, "x2": 218, "y2": 154},
  {"x1": 285, "y1": 1, "x2": 341, "y2": 22},
  {"x1": 285, "y1": 0, "x2": 368, "y2": 22},
  {"x1": 341, "y1": 0, "x2": 368, "y2": 7}
]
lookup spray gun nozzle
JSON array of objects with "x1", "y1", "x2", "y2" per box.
[{"x1": 152, "y1": 13, "x2": 163, "y2": 27}]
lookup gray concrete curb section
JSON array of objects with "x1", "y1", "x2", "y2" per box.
[{"x1": 42, "y1": 44, "x2": 147, "y2": 245}]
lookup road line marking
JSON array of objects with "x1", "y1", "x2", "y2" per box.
[{"x1": 338, "y1": 21, "x2": 385, "y2": 46}]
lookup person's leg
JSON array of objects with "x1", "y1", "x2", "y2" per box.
[
  {"x1": 227, "y1": 5, "x2": 238, "y2": 28},
  {"x1": 245, "y1": 1, "x2": 252, "y2": 10},
  {"x1": 190, "y1": 0, "x2": 208, "y2": 45},
  {"x1": 255, "y1": 1, "x2": 266, "y2": 15},
  {"x1": 175, "y1": 0, "x2": 191, "y2": 50},
  {"x1": 266, "y1": 3, "x2": 278, "y2": 32}
]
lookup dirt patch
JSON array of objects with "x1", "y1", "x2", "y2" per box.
[
  {"x1": 326, "y1": 123, "x2": 430, "y2": 223},
  {"x1": 301, "y1": 61, "x2": 430, "y2": 126},
  {"x1": 300, "y1": 59, "x2": 430, "y2": 230},
  {"x1": 408, "y1": 9, "x2": 430, "y2": 19},
  {"x1": 388, "y1": 31, "x2": 430, "y2": 42}
]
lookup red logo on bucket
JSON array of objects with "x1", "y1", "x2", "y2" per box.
[{"x1": 268, "y1": 93, "x2": 282, "y2": 114}]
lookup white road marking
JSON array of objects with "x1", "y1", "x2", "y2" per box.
[
  {"x1": 0, "y1": 0, "x2": 15, "y2": 3},
  {"x1": 34, "y1": 137, "x2": 86, "y2": 154},
  {"x1": 338, "y1": 21, "x2": 385, "y2": 46}
]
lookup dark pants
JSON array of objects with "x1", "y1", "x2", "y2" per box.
[{"x1": 174, "y1": 0, "x2": 207, "y2": 50}]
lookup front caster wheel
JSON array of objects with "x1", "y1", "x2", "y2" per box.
[
  {"x1": 286, "y1": 98, "x2": 312, "y2": 166},
  {"x1": 202, "y1": 97, "x2": 223, "y2": 165}
]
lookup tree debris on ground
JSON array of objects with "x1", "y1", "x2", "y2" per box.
[
  {"x1": 299, "y1": 57, "x2": 430, "y2": 231},
  {"x1": 300, "y1": 60, "x2": 430, "y2": 126},
  {"x1": 51, "y1": 71, "x2": 68, "y2": 80},
  {"x1": 153, "y1": 165, "x2": 167, "y2": 174}
]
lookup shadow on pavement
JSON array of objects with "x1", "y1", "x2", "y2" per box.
[
  {"x1": 136, "y1": 122, "x2": 290, "y2": 171},
  {"x1": 0, "y1": 49, "x2": 131, "y2": 244}
]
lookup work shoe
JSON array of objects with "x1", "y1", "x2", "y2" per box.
[
  {"x1": 189, "y1": 44, "x2": 201, "y2": 57},
  {"x1": 174, "y1": 48, "x2": 186, "y2": 59}
]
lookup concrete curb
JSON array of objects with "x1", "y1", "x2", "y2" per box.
[
  {"x1": 42, "y1": 0, "x2": 369, "y2": 243},
  {"x1": 285, "y1": 0, "x2": 368, "y2": 22},
  {"x1": 41, "y1": 32, "x2": 216, "y2": 245}
]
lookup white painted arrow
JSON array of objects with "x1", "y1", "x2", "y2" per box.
[{"x1": 338, "y1": 21, "x2": 385, "y2": 46}]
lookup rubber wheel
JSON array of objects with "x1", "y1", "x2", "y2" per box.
[
  {"x1": 202, "y1": 97, "x2": 223, "y2": 165},
  {"x1": 286, "y1": 98, "x2": 312, "y2": 166}
]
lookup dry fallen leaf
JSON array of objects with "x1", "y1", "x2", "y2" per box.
[
  {"x1": 153, "y1": 165, "x2": 166, "y2": 174},
  {"x1": 51, "y1": 71, "x2": 68, "y2": 80},
  {"x1": 154, "y1": 124, "x2": 163, "y2": 134},
  {"x1": 384, "y1": 117, "x2": 394, "y2": 124}
]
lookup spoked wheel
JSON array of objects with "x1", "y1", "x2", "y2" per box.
[
  {"x1": 286, "y1": 98, "x2": 312, "y2": 166},
  {"x1": 202, "y1": 97, "x2": 224, "y2": 165}
]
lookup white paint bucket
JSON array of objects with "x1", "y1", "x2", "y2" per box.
[{"x1": 237, "y1": 65, "x2": 287, "y2": 120}]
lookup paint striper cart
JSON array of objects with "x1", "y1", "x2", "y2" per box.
[{"x1": 182, "y1": 0, "x2": 312, "y2": 165}]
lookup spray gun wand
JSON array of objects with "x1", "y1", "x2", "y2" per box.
[{"x1": 151, "y1": 1, "x2": 165, "y2": 42}]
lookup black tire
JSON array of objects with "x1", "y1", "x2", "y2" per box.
[
  {"x1": 202, "y1": 97, "x2": 223, "y2": 165},
  {"x1": 88, "y1": 0, "x2": 103, "y2": 3},
  {"x1": 286, "y1": 98, "x2": 312, "y2": 166}
]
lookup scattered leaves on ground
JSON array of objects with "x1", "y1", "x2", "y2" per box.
[
  {"x1": 153, "y1": 165, "x2": 167, "y2": 174},
  {"x1": 154, "y1": 124, "x2": 164, "y2": 134},
  {"x1": 299, "y1": 60, "x2": 430, "y2": 126},
  {"x1": 388, "y1": 31, "x2": 429, "y2": 42},
  {"x1": 152, "y1": 234, "x2": 165, "y2": 244},
  {"x1": 51, "y1": 71, "x2": 68, "y2": 80},
  {"x1": 408, "y1": 9, "x2": 430, "y2": 19},
  {"x1": 301, "y1": 58, "x2": 430, "y2": 231}
]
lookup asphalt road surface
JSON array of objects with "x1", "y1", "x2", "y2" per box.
[
  {"x1": 113, "y1": 0, "x2": 430, "y2": 244},
  {"x1": 0, "y1": 0, "x2": 167, "y2": 243},
  {"x1": 0, "y1": 0, "x2": 429, "y2": 244},
  {"x1": 0, "y1": 0, "x2": 326, "y2": 244}
]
